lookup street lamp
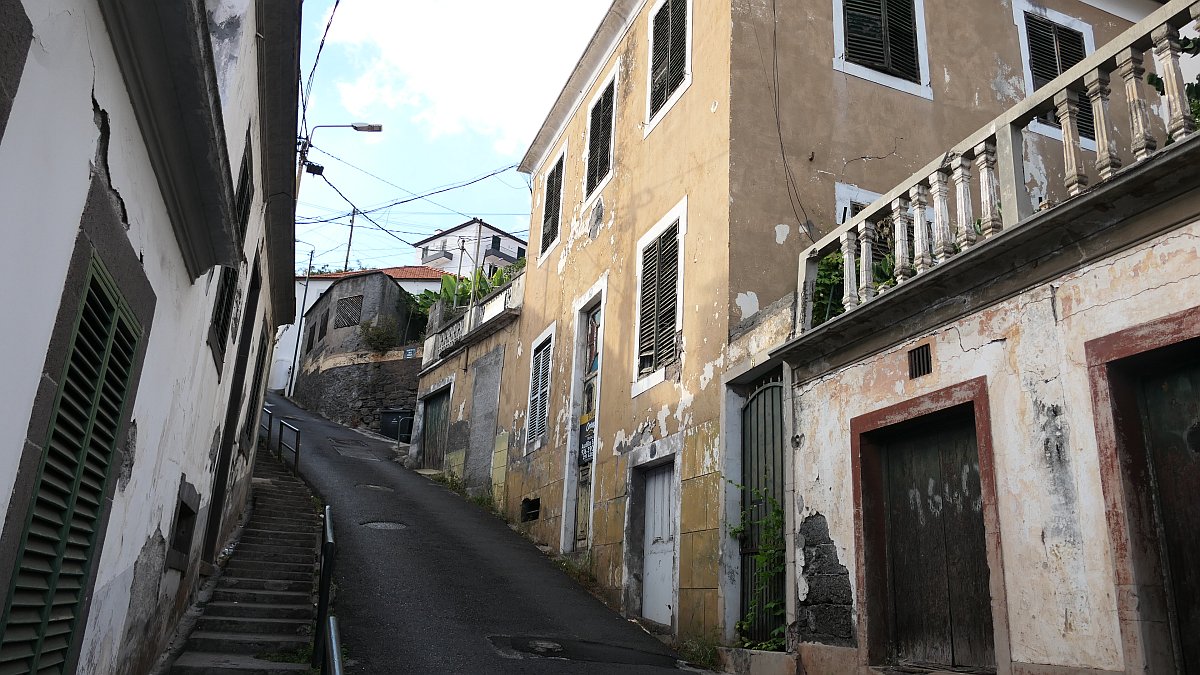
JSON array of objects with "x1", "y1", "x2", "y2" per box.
[{"x1": 295, "y1": 122, "x2": 383, "y2": 195}]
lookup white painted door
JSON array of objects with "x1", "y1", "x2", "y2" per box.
[{"x1": 642, "y1": 464, "x2": 675, "y2": 626}]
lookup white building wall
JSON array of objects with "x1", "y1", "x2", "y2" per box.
[
  {"x1": 0, "y1": 0, "x2": 285, "y2": 670},
  {"x1": 417, "y1": 225, "x2": 526, "y2": 274}
]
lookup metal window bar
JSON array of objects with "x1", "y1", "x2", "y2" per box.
[
  {"x1": 313, "y1": 505, "x2": 337, "y2": 670},
  {"x1": 324, "y1": 616, "x2": 344, "y2": 675},
  {"x1": 278, "y1": 420, "x2": 301, "y2": 474}
]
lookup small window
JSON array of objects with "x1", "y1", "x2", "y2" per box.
[
  {"x1": 517, "y1": 247, "x2": 526, "y2": 260},
  {"x1": 521, "y1": 497, "x2": 541, "y2": 522},
  {"x1": 637, "y1": 221, "x2": 680, "y2": 376},
  {"x1": 542, "y1": 155, "x2": 564, "y2": 255},
  {"x1": 305, "y1": 324, "x2": 316, "y2": 353},
  {"x1": 843, "y1": 0, "x2": 920, "y2": 83},
  {"x1": 490, "y1": 235, "x2": 501, "y2": 250},
  {"x1": 334, "y1": 295, "x2": 364, "y2": 328},
  {"x1": 167, "y1": 480, "x2": 200, "y2": 572},
  {"x1": 233, "y1": 138, "x2": 254, "y2": 248},
  {"x1": 1024, "y1": 12, "x2": 1094, "y2": 138},
  {"x1": 318, "y1": 309, "x2": 330, "y2": 339},
  {"x1": 209, "y1": 266, "x2": 239, "y2": 360},
  {"x1": 527, "y1": 337, "x2": 553, "y2": 447},
  {"x1": 908, "y1": 343, "x2": 932, "y2": 378},
  {"x1": 586, "y1": 80, "x2": 615, "y2": 196},
  {"x1": 649, "y1": 0, "x2": 688, "y2": 119}
]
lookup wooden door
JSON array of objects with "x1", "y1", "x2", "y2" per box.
[
  {"x1": 884, "y1": 419, "x2": 994, "y2": 668},
  {"x1": 1138, "y1": 360, "x2": 1200, "y2": 673},
  {"x1": 642, "y1": 464, "x2": 675, "y2": 626},
  {"x1": 420, "y1": 390, "x2": 450, "y2": 470}
]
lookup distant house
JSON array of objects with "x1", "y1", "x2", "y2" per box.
[
  {"x1": 269, "y1": 265, "x2": 444, "y2": 392},
  {"x1": 414, "y1": 218, "x2": 527, "y2": 277},
  {"x1": 292, "y1": 271, "x2": 427, "y2": 433}
]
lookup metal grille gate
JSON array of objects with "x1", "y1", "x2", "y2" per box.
[{"x1": 739, "y1": 370, "x2": 786, "y2": 644}]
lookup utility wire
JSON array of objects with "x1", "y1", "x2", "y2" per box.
[
  {"x1": 309, "y1": 145, "x2": 472, "y2": 218},
  {"x1": 297, "y1": 164, "x2": 518, "y2": 223},
  {"x1": 319, "y1": 174, "x2": 418, "y2": 247},
  {"x1": 299, "y1": 0, "x2": 342, "y2": 139}
]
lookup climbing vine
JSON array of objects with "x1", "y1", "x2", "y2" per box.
[{"x1": 729, "y1": 486, "x2": 787, "y2": 652}]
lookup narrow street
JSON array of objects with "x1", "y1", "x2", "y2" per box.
[{"x1": 263, "y1": 393, "x2": 690, "y2": 674}]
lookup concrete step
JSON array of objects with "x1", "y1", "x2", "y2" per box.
[
  {"x1": 229, "y1": 550, "x2": 314, "y2": 565},
  {"x1": 205, "y1": 602, "x2": 313, "y2": 620},
  {"x1": 185, "y1": 631, "x2": 309, "y2": 655},
  {"x1": 220, "y1": 566, "x2": 312, "y2": 582},
  {"x1": 236, "y1": 542, "x2": 316, "y2": 555},
  {"x1": 196, "y1": 615, "x2": 311, "y2": 635},
  {"x1": 218, "y1": 577, "x2": 311, "y2": 593},
  {"x1": 211, "y1": 588, "x2": 310, "y2": 605},
  {"x1": 169, "y1": 651, "x2": 310, "y2": 674},
  {"x1": 247, "y1": 515, "x2": 319, "y2": 528},
  {"x1": 225, "y1": 559, "x2": 314, "y2": 574}
]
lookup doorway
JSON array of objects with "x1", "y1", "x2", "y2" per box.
[
  {"x1": 420, "y1": 389, "x2": 450, "y2": 470},
  {"x1": 738, "y1": 369, "x2": 786, "y2": 644},
  {"x1": 642, "y1": 463, "x2": 675, "y2": 627}
]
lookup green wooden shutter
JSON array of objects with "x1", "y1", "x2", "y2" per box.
[
  {"x1": 541, "y1": 157, "x2": 564, "y2": 254},
  {"x1": 0, "y1": 261, "x2": 141, "y2": 675},
  {"x1": 638, "y1": 238, "x2": 660, "y2": 374},
  {"x1": 884, "y1": 0, "x2": 919, "y2": 82},
  {"x1": 650, "y1": 0, "x2": 688, "y2": 117},
  {"x1": 845, "y1": 0, "x2": 919, "y2": 83},
  {"x1": 586, "y1": 81, "x2": 615, "y2": 195},
  {"x1": 1025, "y1": 13, "x2": 1094, "y2": 139},
  {"x1": 528, "y1": 340, "x2": 551, "y2": 441},
  {"x1": 655, "y1": 222, "x2": 679, "y2": 368},
  {"x1": 210, "y1": 266, "x2": 239, "y2": 356}
]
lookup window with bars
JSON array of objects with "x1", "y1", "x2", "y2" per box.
[
  {"x1": 233, "y1": 138, "x2": 254, "y2": 248},
  {"x1": 1024, "y1": 12, "x2": 1095, "y2": 139},
  {"x1": 638, "y1": 221, "x2": 680, "y2": 376},
  {"x1": 0, "y1": 260, "x2": 142, "y2": 674},
  {"x1": 650, "y1": 0, "x2": 688, "y2": 119},
  {"x1": 527, "y1": 337, "x2": 553, "y2": 448},
  {"x1": 542, "y1": 155, "x2": 564, "y2": 255},
  {"x1": 843, "y1": 0, "x2": 921, "y2": 83},
  {"x1": 209, "y1": 266, "x2": 239, "y2": 362},
  {"x1": 333, "y1": 295, "x2": 363, "y2": 329},
  {"x1": 586, "y1": 80, "x2": 615, "y2": 196}
]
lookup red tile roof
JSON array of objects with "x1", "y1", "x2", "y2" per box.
[{"x1": 301, "y1": 265, "x2": 447, "y2": 281}]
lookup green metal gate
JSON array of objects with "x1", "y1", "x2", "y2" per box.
[
  {"x1": 420, "y1": 390, "x2": 451, "y2": 471},
  {"x1": 739, "y1": 370, "x2": 786, "y2": 645}
]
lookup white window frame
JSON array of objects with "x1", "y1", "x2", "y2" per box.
[
  {"x1": 525, "y1": 322, "x2": 557, "y2": 453},
  {"x1": 835, "y1": 182, "x2": 884, "y2": 224},
  {"x1": 582, "y1": 60, "x2": 620, "y2": 211},
  {"x1": 831, "y1": 0, "x2": 934, "y2": 100},
  {"x1": 537, "y1": 142, "x2": 568, "y2": 269},
  {"x1": 644, "y1": 0, "x2": 694, "y2": 139},
  {"x1": 631, "y1": 195, "x2": 688, "y2": 398},
  {"x1": 1012, "y1": 0, "x2": 1099, "y2": 152}
]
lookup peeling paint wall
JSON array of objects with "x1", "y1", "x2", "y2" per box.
[
  {"x1": 0, "y1": 1, "x2": 285, "y2": 670},
  {"x1": 789, "y1": 213, "x2": 1200, "y2": 669}
]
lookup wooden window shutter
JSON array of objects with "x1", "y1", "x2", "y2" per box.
[
  {"x1": 1025, "y1": 13, "x2": 1094, "y2": 138},
  {"x1": 650, "y1": 0, "x2": 688, "y2": 117},
  {"x1": 0, "y1": 261, "x2": 141, "y2": 674},
  {"x1": 210, "y1": 266, "x2": 239, "y2": 356},
  {"x1": 844, "y1": 0, "x2": 920, "y2": 84},
  {"x1": 638, "y1": 238, "x2": 660, "y2": 374},
  {"x1": 529, "y1": 340, "x2": 552, "y2": 441},
  {"x1": 586, "y1": 81, "x2": 615, "y2": 195},
  {"x1": 655, "y1": 222, "x2": 679, "y2": 368},
  {"x1": 541, "y1": 157, "x2": 564, "y2": 254}
]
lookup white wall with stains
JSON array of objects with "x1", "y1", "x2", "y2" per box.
[{"x1": 790, "y1": 217, "x2": 1200, "y2": 668}]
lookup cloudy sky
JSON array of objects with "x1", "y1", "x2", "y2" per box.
[{"x1": 294, "y1": 0, "x2": 611, "y2": 273}]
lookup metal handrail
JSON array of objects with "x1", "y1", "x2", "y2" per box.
[
  {"x1": 278, "y1": 420, "x2": 301, "y2": 474},
  {"x1": 313, "y1": 505, "x2": 337, "y2": 670},
  {"x1": 397, "y1": 415, "x2": 415, "y2": 445},
  {"x1": 324, "y1": 616, "x2": 344, "y2": 675},
  {"x1": 259, "y1": 407, "x2": 273, "y2": 450}
]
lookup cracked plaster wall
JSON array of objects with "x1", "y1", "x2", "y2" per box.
[
  {"x1": 0, "y1": 1, "x2": 279, "y2": 670},
  {"x1": 789, "y1": 218, "x2": 1200, "y2": 669}
]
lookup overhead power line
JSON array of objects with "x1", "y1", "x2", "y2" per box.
[
  {"x1": 309, "y1": 145, "x2": 471, "y2": 218},
  {"x1": 298, "y1": 163, "x2": 519, "y2": 223},
  {"x1": 299, "y1": 0, "x2": 342, "y2": 138}
]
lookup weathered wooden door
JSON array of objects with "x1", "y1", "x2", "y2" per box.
[
  {"x1": 420, "y1": 390, "x2": 450, "y2": 470},
  {"x1": 1138, "y1": 360, "x2": 1200, "y2": 673},
  {"x1": 740, "y1": 373, "x2": 786, "y2": 644},
  {"x1": 642, "y1": 464, "x2": 675, "y2": 626},
  {"x1": 884, "y1": 419, "x2": 993, "y2": 668}
]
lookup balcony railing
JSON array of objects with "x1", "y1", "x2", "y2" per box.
[
  {"x1": 422, "y1": 274, "x2": 524, "y2": 368},
  {"x1": 798, "y1": 0, "x2": 1198, "y2": 332}
]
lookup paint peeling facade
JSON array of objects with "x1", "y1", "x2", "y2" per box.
[{"x1": 0, "y1": 0, "x2": 299, "y2": 672}]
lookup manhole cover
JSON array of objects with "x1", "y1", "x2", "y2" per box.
[
  {"x1": 356, "y1": 483, "x2": 394, "y2": 492},
  {"x1": 488, "y1": 636, "x2": 677, "y2": 667},
  {"x1": 361, "y1": 521, "x2": 407, "y2": 530},
  {"x1": 329, "y1": 437, "x2": 368, "y2": 447}
]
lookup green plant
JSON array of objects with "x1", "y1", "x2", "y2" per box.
[
  {"x1": 358, "y1": 316, "x2": 400, "y2": 353},
  {"x1": 554, "y1": 551, "x2": 600, "y2": 591},
  {"x1": 811, "y1": 250, "x2": 845, "y2": 327},
  {"x1": 729, "y1": 485, "x2": 787, "y2": 652},
  {"x1": 675, "y1": 633, "x2": 723, "y2": 671}
]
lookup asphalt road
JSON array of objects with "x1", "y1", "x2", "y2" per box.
[{"x1": 264, "y1": 393, "x2": 692, "y2": 675}]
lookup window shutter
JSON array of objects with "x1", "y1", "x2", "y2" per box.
[
  {"x1": 210, "y1": 266, "x2": 239, "y2": 355},
  {"x1": 655, "y1": 223, "x2": 679, "y2": 368},
  {"x1": 1025, "y1": 13, "x2": 1061, "y2": 89},
  {"x1": 668, "y1": 0, "x2": 687, "y2": 95},
  {"x1": 650, "y1": 2, "x2": 672, "y2": 115},
  {"x1": 638, "y1": 238, "x2": 660, "y2": 374},
  {"x1": 0, "y1": 264, "x2": 140, "y2": 674},
  {"x1": 844, "y1": 0, "x2": 887, "y2": 71},
  {"x1": 529, "y1": 340, "x2": 551, "y2": 441},
  {"x1": 1025, "y1": 13, "x2": 1094, "y2": 139},
  {"x1": 884, "y1": 0, "x2": 919, "y2": 82},
  {"x1": 334, "y1": 295, "x2": 363, "y2": 328},
  {"x1": 541, "y1": 157, "x2": 564, "y2": 254},
  {"x1": 586, "y1": 82, "x2": 615, "y2": 195}
]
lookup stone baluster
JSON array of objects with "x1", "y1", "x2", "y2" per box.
[
  {"x1": 1085, "y1": 69, "x2": 1122, "y2": 180},
  {"x1": 973, "y1": 141, "x2": 1001, "y2": 237},
  {"x1": 929, "y1": 170, "x2": 954, "y2": 264},
  {"x1": 858, "y1": 220, "x2": 877, "y2": 303},
  {"x1": 1152, "y1": 25, "x2": 1196, "y2": 141},
  {"x1": 892, "y1": 197, "x2": 912, "y2": 282},
  {"x1": 1116, "y1": 48, "x2": 1158, "y2": 162},
  {"x1": 1054, "y1": 90, "x2": 1089, "y2": 197},
  {"x1": 841, "y1": 230, "x2": 858, "y2": 310},
  {"x1": 951, "y1": 156, "x2": 976, "y2": 251},
  {"x1": 909, "y1": 184, "x2": 931, "y2": 274}
]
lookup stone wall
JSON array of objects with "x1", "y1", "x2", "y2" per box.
[{"x1": 293, "y1": 355, "x2": 420, "y2": 431}]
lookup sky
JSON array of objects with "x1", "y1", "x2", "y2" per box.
[{"x1": 293, "y1": 0, "x2": 611, "y2": 274}]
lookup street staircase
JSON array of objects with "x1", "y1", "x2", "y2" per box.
[{"x1": 169, "y1": 453, "x2": 320, "y2": 674}]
